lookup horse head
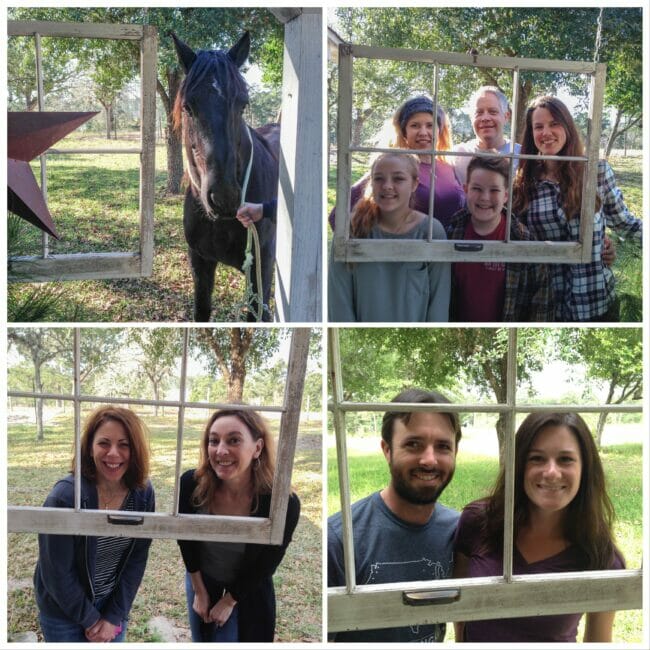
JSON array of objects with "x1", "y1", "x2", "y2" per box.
[{"x1": 171, "y1": 31, "x2": 252, "y2": 220}]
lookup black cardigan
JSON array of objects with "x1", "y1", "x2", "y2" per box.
[{"x1": 177, "y1": 469, "x2": 300, "y2": 642}]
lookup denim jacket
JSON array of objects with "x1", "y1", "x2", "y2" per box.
[{"x1": 34, "y1": 474, "x2": 155, "y2": 629}]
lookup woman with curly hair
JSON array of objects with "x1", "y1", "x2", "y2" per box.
[{"x1": 178, "y1": 409, "x2": 300, "y2": 642}]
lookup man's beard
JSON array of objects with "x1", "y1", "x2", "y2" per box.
[{"x1": 390, "y1": 464, "x2": 454, "y2": 505}]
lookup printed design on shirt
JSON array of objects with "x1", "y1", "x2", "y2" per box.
[
  {"x1": 365, "y1": 557, "x2": 449, "y2": 637},
  {"x1": 483, "y1": 261, "x2": 505, "y2": 271}
]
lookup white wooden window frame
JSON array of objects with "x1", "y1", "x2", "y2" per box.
[
  {"x1": 327, "y1": 327, "x2": 642, "y2": 632},
  {"x1": 7, "y1": 20, "x2": 157, "y2": 282},
  {"x1": 7, "y1": 327, "x2": 311, "y2": 545},
  {"x1": 333, "y1": 43, "x2": 606, "y2": 265}
]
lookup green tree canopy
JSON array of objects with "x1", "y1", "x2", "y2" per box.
[{"x1": 330, "y1": 7, "x2": 641, "y2": 145}]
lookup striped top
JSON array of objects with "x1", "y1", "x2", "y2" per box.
[{"x1": 93, "y1": 491, "x2": 135, "y2": 598}]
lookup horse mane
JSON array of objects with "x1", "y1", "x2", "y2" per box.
[{"x1": 172, "y1": 49, "x2": 250, "y2": 134}]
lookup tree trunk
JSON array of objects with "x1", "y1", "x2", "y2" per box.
[
  {"x1": 153, "y1": 384, "x2": 160, "y2": 417},
  {"x1": 604, "y1": 109, "x2": 623, "y2": 159},
  {"x1": 34, "y1": 364, "x2": 44, "y2": 442},
  {"x1": 513, "y1": 80, "x2": 531, "y2": 144},
  {"x1": 165, "y1": 69, "x2": 184, "y2": 195},
  {"x1": 595, "y1": 411, "x2": 608, "y2": 448}
]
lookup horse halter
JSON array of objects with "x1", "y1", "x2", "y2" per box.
[{"x1": 186, "y1": 124, "x2": 255, "y2": 216}]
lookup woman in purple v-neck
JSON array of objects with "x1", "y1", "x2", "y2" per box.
[{"x1": 453, "y1": 412, "x2": 625, "y2": 642}]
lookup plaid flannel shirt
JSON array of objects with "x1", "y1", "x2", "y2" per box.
[
  {"x1": 522, "y1": 160, "x2": 642, "y2": 321},
  {"x1": 446, "y1": 208, "x2": 554, "y2": 322}
]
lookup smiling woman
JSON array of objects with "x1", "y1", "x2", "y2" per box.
[
  {"x1": 33, "y1": 405, "x2": 155, "y2": 643},
  {"x1": 177, "y1": 408, "x2": 300, "y2": 643},
  {"x1": 453, "y1": 411, "x2": 625, "y2": 643}
]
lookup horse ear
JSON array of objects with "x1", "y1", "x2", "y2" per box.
[
  {"x1": 228, "y1": 31, "x2": 250, "y2": 68},
  {"x1": 169, "y1": 31, "x2": 196, "y2": 73}
]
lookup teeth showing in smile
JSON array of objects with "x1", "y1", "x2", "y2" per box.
[
  {"x1": 412, "y1": 470, "x2": 439, "y2": 481},
  {"x1": 105, "y1": 463, "x2": 121, "y2": 469}
]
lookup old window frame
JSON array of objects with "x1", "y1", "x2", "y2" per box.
[
  {"x1": 7, "y1": 327, "x2": 311, "y2": 545},
  {"x1": 7, "y1": 20, "x2": 157, "y2": 282},
  {"x1": 327, "y1": 327, "x2": 642, "y2": 632},
  {"x1": 333, "y1": 44, "x2": 606, "y2": 264}
]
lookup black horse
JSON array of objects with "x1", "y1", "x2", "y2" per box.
[{"x1": 171, "y1": 31, "x2": 279, "y2": 321}]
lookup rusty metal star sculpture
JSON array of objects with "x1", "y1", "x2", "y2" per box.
[{"x1": 8, "y1": 111, "x2": 99, "y2": 238}]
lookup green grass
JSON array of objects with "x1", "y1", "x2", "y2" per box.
[
  {"x1": 8, "y1": 131, "x2": 254, "y2": 322},
  {"x1": 7, "y1": 411, "x2": 322, "y2": 642},
  {"x1": 327, "y1": 440, "x2": 642, "y2": 643}
]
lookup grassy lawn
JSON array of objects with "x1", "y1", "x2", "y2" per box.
[
  {"x1": 327, "y1": 439, "x2": 643, "y2": 643},
  {"x1": 8, "y1": 132, "x2": 252, "y2": 322},
  {"x1": 7, "y1": 411, "x2": 322, "y2": 642}
]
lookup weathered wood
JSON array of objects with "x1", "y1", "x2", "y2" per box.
[
  {"x1": 351, "y1": 43, "x2": 599, "y2": 73},
  {"x1": 8, "y1": 507, "x2": 274, "y2": 544},
  {"x1": 268, "y1": 328, "x2": 310, "y2": 544},
  {"x1": 8, "y1": 20, "x2": 143, "y2": 39},
  {"x1": 8, "y1": 253, "x2": 144, "y2": 282},
  {"x1": 8, "y1": 20, "x2": 157, "y2": 282},
  {"x1": 8, "y1": 327, "x2": 308, "y2": 545},
  {"x1": 334, "y1": 44, "x2": 354, "y2": 242},
  {"x1": 335, "y1": 43, "x2": 606, "y2": 265},
  {"x1": 332, "y1": 237, "x2": 586, "y2": 264},
  {"x1": 328, "y1": 328, "x2": 357, "y2": 593},
  {"x1": 328, "y1": 571, "x2": 642, "y2": 631},
  {"x1": 139, "y1": 24, "x2": 158, "y2": 276},
  {"x1": 46, "y1": 148, "x2": 142, "y2": 155},
  {"x1": 327, "y1": 401, "x2": 641, "y2": 415},
  {"x1": 578, "y1": 62, "x2": 607, "y2": 262},
  {"x1": 268, "y1": 8, "x2": 303, "y2": 24},
  {"x1": 274, "y1": 11, "x2": 322, "y2": 321},
  {"x1": 7, "y1": 390, "x2": 285, "y2": 413}
]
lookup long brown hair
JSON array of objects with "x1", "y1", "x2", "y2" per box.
[
  {"x1": 74, "y1": 405, "x2": 150, "y2": 490},
  {"x1": 192, "y1": 409, "x2": 276, "y2": 513},
  {"x1": 350, "y1": 153, "x2": 419, "y2": 238},
  {"x1": 513, "y1": 95, "x2": 597, "y2": 220},
  {"x1": 472, "y1": 412, "x2": 620, "y2": 570}
]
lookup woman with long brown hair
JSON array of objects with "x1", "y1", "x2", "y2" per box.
[
  {"x1": 178, "y1": 408, "x2": 300, "y2": 642},
  {"x1": 513, "y1": 95, "x2": 641, "y2": 322},
  {"x1": 453, "y1": 412, "x2": 625, "y2": 642},
  {"x1": 34, "y1": 406, "x2": 155, "y2": 642}
]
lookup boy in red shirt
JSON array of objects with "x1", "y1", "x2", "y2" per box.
[{"x1": 446, "y1": 156, "x2": 552, "y2": 321}]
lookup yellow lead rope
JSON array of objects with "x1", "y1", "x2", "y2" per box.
[{"x1": 240, "y1": 125, "x2": 265, "y2": 321}]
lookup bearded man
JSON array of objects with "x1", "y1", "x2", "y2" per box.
[{"x1": 328, "y1": 388, "x2": 462, "y2": 643}]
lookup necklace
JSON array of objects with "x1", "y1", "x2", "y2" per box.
[
  {"x1": 380, "y1": 209, "x2": 414, "y2": 235},
  {"x1": 99, "y1": 486, "x2": 126, "y2": 510}
]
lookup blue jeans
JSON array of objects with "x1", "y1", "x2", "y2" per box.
[
  {"x1": 185, "y1": 572, "x2": 239, "y2": 642},
  {"x1": 39, "y1": 595, "x2": 127, "y2": 642}
]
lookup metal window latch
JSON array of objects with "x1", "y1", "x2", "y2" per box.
[
  {"x1": 107, "y1": 514, "x2": 145, "y2": 525},
  {"x1": 454, "y1": 243, "x2": 484, "y2": 252},
  {"x1": 402, "y1": 588, "x2": 460, "y2": 606}
]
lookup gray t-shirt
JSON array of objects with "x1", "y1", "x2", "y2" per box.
[
  {"x1": 328, "y1": 217, "x2": 450, "y2": 322},
  {"x1": 328, "y1": 492, "x2": 459, "y2": 643}
]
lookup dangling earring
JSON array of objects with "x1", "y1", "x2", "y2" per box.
[{"x1": 254, "y1": 457, "x2": 261, "y2": 471}]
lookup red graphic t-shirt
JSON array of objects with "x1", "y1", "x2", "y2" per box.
[{"x1": 453, "y1": 216, "x2": 506, "y2": 321}]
